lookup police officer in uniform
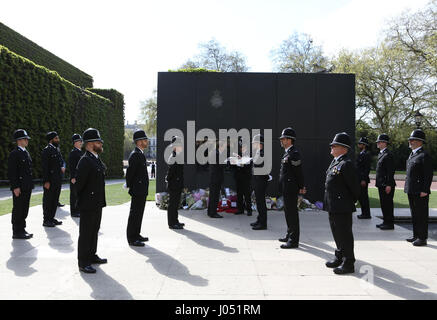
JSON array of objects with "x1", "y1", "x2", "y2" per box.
[
  {"x1": 69, "y1": 134, "x2": 83, "y2": 218},
  {"x1": 324, "y1": 132, "x2": 360, "y2": 275},
  {"x1": 207, "y1": 140, "x2": 227, "y2": 218},
  {"x1": 250, "y1": 134, "x2": 270, "y2": 230},
  {"x1": 278, "y1": 128, "x2": 305, "y2": 249},
  {"x1": 76, "y1": 128, "x2": 107, "y2": 274},
  {"x1": 165, "y1": 136, "x2": 185, "y2": 229},
  {"x1": 356, "y1": 137, "x2": 372, "y2": 219},
  {"x1": 41, "y1": 131, "x2": 65, "y2": 227},
  {"x1": 8, "y1": 129, "x2": 34, "y2": 239},
  {"x1": 126, "y1": 130, "x2": 150, "y2": 245},
  {"x1": 375, "y1": 134, "x2": 396, "y2": 230},
  {"x1": 234, "y1": 138, "x2": 253, "y2": 216},
  {"x1": 404, "y1": 129, "x2": 434, "y2": 246}
]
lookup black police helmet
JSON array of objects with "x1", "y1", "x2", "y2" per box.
[
  {"x1": 408, "y1": 129, "x2": 426, "y2": 143},
  {"x1": 72, "y1": 133, "x2": 83, "y2": 143},
  {"x1": 279, "y1": 127, "x2": 296, "y2": 140},
  {"x1": 376, "y1": 134, "x2": 390, "y2": 144},
  {"x1": 330, "y1": 132, "x2": 352, "y2": 149},
  {"x1": 358, "y1": 136, "x2": 369, "y2": 146},
  {"x1": 82, "y1": 128, "x2": 103, "y2": 143},
  {"x1": 13, "y1": 129, "x2": 31, "y2": 141},
  {"x1": 133, "y1": 129, "x2": 148, "y2": 142}
]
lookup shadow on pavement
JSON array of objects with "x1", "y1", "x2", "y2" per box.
[
  {"x1": 80, "y1": 267, "x2": 133, "y2": 300},
  {"x1": 6, "y1": 240, "x2": 37, "y2": 277},
  {"x1": 174, "y1": 228, "x2": 239, "y2": 253}
]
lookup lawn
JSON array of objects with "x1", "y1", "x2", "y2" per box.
[
  {"x1": 0, "y1": 180, "x2": 156, "y2": 216},
  {"x1": 363, "y1": 187, "x2": 437, "y2": 209}
]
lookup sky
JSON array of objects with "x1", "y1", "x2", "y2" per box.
[{"x1": 0, "y1": 0, "x2": 430, "y2": 124}]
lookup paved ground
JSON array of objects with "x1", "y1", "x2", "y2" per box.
[{"x1": 1, "y1": 204, "x2": 437, "y2": 300}]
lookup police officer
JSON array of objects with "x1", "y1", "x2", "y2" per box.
[
  {"x1": 404, "y1": 129, "x2": 433, "y2": 246},
  {"x1": 250, "y1": 134, "x2": 270, "y2": 230},
  {"x1": 126, "y1": 130, "x2": 150, "y2": 246},
  {"x1": 375, "y1": 134, "x2": 396, "y2": 230},
  {"x1": 8, "y1": 129, "x2": 34, "y2": 239},
  {"x1": 76, "y1": 128, "x2": 107, "y2": 274},
  {"x1": 69, "y1": 134, "x2": 83, "y2": 218},
  {"x1": 234, "y1": 138, "x2": 253, "y2": 216},
  {"x1": 207, "y1": 140, "x2": 227, "y2": 219},
  {"x1": 278, "y1": 128, "x2": 305, "y2": 249},
  {"x1": 41, "y1": 131, "x2": 65, "y2": 227},
  {"x1": 165, "y1": 136, "x2": 185, "y2": 229},
  {"x1": 356, "y1": 137, "x2": 372, "y2": 219},
  {"x1": 324, "y1": 132, "x2": 360, "y2": 275}
]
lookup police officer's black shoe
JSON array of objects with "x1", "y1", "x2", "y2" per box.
[
  {"x1": 177, "y1": 222, "x2": 185, "y2": 227},
  {"x1": 92, "y1": 255, "x2": 108, "y2": 264},
  {"x1": 52, "y1": 219, "x2": 63, "y2": 225},
  {"x1": 280, "y1": 241, "x2": 298, "y2": 249},
  {"x1": 325, "y1": 258, "x2": 343, "y2": 268},
  {"x1": 376, "y1": 223, "x2": 384, "y2": 228},
  {"x1": 252, "y1": 224, "x2": 267, "y2": 230},
  {"x1": 406, "y1": 237, "x2": 417, "y2": 243},
  {"x1": 71, "y1": 213, "x2": 80, "y2": 218},
  {"x1": 379, "y1": 224, "x2": 394, "y2": 230},
  {"x1": 208, "y1": 214, "x2": 223, "y2": 218},
  {"x1": 79, "y1": 265, "x2": 96, "y2": 274},
  {"x1": 129, "y1": 240, "x2": 145, "y2": 247},
  {"x1": 57, "y1": 202, "x2": 65, "y2": 207},
  {"x1": 169, "y1": 224, "x2": 184, "y2": 229},
  {"x1": 333, "y1": 263, "x2": 355, "y2": 275},
  {"x1": 413, "y1": 239, "x2": 427, "y2": 247},
  {"x1": 12, "y1": 232, "x2": 33, "y2": 240},
  {"x1": 357, "y1": 214, "x2": 371, "y2": 219},
  {"x1": 138, "y1": 235, "x2": 149, "y2": 242},
  {"x1": 43, "y1": 221, "x2": 56, "y2": 227},
  {"x1": 279, "y1": 234, "x2": 290, "y2": 242},
  {"x1": 250, "y1": 221, "x2": 259, "y2": 227}
]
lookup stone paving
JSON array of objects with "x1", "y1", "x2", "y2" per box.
[{"x1": 1, "y1": 203, "x2": 437, "y2": 300}]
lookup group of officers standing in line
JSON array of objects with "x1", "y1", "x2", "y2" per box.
[{"x1": 7, "y1": 124, "x2": 434, "y2": 275}]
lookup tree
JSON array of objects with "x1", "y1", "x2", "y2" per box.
[
  {"x1": 271, "y1": 32, "x2": 330, "y2": 73},
  {"x1": 180, "y1": 38, "x2": 249, "y2": 72},
  {"x1": 139, "y1": 90, "x2": 157, "y2": 137}
]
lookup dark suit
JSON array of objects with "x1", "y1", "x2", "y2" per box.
[
  {"x1": 253, "y1": 149, "x2": 268, "y2": 226},
  {"x1": 405, "y1": 148, "x2": 433, "y2": 240},
  {"x1": 323, "y1": 154, "x2": 360, "y2": 264},
  {"x1": 166, "y1": 152, "x2": 184, "y2": 226},
  {"x1": 207, "y1": 149, "x2": 226, "y2": 216},
  {"x1": 8, "y1": 147, "x2": 34, "y2": 234},
  {"x1": 356, "y1": 150, "x2": 371, "y2": 217},
  {"x1": 126, "y1": 147, "x2": 149, "y2": 242},
  {"x1": 76, "y1": 151, "x2": 106, "y2": 268},
  {"x1": 69, "y1": 147, "x2": 83, "y2": 215},
  {"x1": 376, "y1": 149, "x2": 396, "y2": 226},
  {"x1": 41, "y1": 144, "x2": 64, "y2": 223},
  {"x1": 279, "y1": 145, "x2": 304, "y2": 244},
  {"x1": 234, "y1": 160, "x2": 252, "y2": 214}
]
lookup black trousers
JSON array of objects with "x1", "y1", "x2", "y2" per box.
[
  {"x1": 358, "y1": 184, "x2": 371, "y2": 216},
  {"x1": 408, "y1": 194, "x2": 429, "y2": 240},
  {"x1": 283, "y1": 186, "x2": 299, "y2": 244},
  {"x1": 78, "y1": 208, "x2": 102, "y2": 267},
  {"x1": 70, "y1": 182, "x2": 79, "y2": 214},
  {"x1": 11, "y1": 190, "x2": 31, "y2": 233},
  {"x1": 167, "y1": 189, "x2": 182, "y2": 226},
  {"x1": 329, "y1": 212, "x2": 355, "y2": 264},
  {"x1": 208, "y1": 179, "x2": 222, "y2": 216},
  {"x1": 43, "y1": 183, "x2": 61, "y2": 222},
  {"x1": 127, "y1": 194, "x2": 146, "y2": 242},
  {"x1": 236, "y1": 174, "x2": 252, "y2": 213},
  {"x1": 254, "y1": 177, "x2": 267, "y2": 226},
  {"x1": 378, "y1": 186, "x2": 395, "y2": 225}
]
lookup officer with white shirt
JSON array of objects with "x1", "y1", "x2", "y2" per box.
[
  {"x1": 404, "y1": 129, "x2": 434, "y2": 246},
  {"x1": 375, "y1": 134, "x2": 396, "y2": 230},
  {"x1": 8, "y1": 129, "x2": 34, "y2": 239}
]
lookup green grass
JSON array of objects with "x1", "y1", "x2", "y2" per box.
[
  {"x1": 0, "y1": 181, "x2": 156, "y2": 216},
  {"x1": 362, "y1": 187, "x2": 437, "y2": 209},
  {"x1": 370, "y1": 170, "x2": 437, "y2": 175}
]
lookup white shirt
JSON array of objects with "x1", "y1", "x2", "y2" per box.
[
  {"x1": 18, "y1": 146, "x2": 26, "y2": 152},
  {"x1": 379, "y1": 147, "x2": 387, "y2": 154},
  {"x1": 90, "y1": 151, "x2": 98, "y2": 158},
  {"x1": 412, "y1": 146, "x2": 422, "y2": 155},
  {"x1": 285, "y1": 146, "x2": 292, "y2": 153}
]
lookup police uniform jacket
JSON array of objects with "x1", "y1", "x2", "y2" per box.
[
  {"x1": 41, "y1": 144, "x2": 64, "y2": 185},
  {"x1": 404, "y1": 148, "x2": 433, "y2": 195},
  {"x1": 323, "y1": 154, "x2": 360, "y2": 213},
  {"x1": 375, "y1": 149, "x2": 396, "y2": 188},
  {"x1": 126, "y1": 147, "x2": 149, "y2": 196},
  {"x1": 76, "y1": 151, "x2": 106, "y2": 211},
  {"x1": 252, "y1": 149, "x2": 268, "y2": 181},
  {"x1": 279, "y1": 145, "x2": 304, "y2": 192},
  {"x1": 356, "y1": 150, "x2": 371, "y2": 183},
  {"x1": 165, "y1": 152, "x2": 184, "y2": 191},
  {"x1": 8, "y1": 147, "x2": 34, "y2": 192},
  {"x1": 209, "y1": 149, "x2": 225, "y2": 182},
  {"x1": 69, "y1": 148, "x2": 83, "y2": 179}
]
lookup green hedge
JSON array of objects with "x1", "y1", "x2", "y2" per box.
[
  {"x1": 0, "y1": 22, "x2": 93, "y2": 88},
  {"x1": 0, "y1": 45, "x2": 124, "y2": 180}
]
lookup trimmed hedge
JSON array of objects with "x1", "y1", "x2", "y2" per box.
[
  {"x1": 0, "y1": 22, "x2": 93, "y2": 88},
  {"x1": 0, "y1": 45, "x2": 124, "y2": 180}
]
